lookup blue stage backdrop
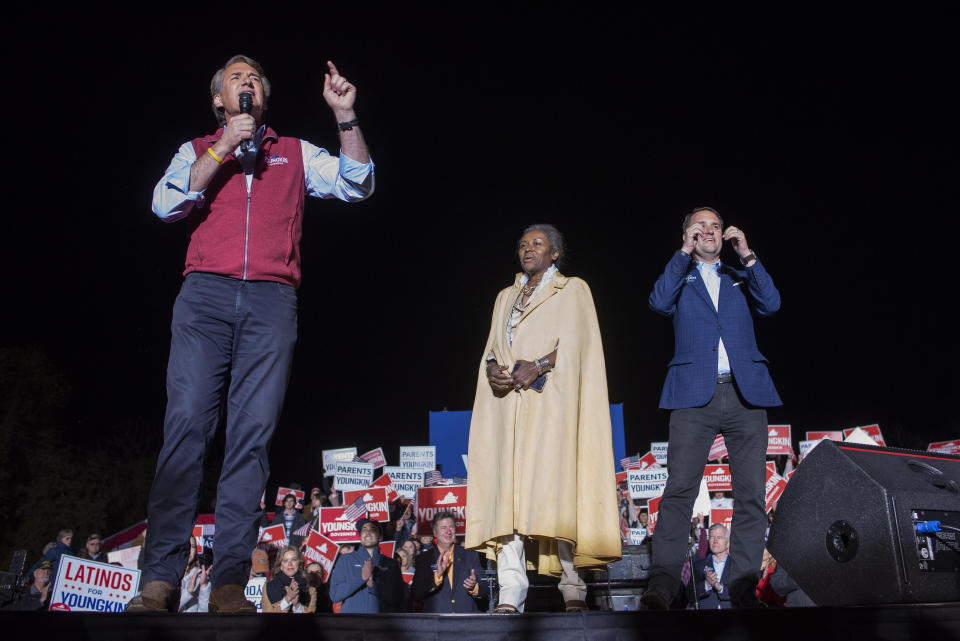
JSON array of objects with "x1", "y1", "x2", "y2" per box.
[{"x1": 428, "y1": 404, "x2": 626, "y2": 478}]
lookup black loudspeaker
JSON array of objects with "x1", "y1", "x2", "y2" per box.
[{"x1": 768, "y1": 439, "x2": 960, "y2": 605}]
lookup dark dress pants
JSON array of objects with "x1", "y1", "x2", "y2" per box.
[
  {"x1": 649, "y1": 379, "x2": 768, "y2": 597},
  {"x1": 143, "y1": 273, "x2": 297, "y2": 588}
]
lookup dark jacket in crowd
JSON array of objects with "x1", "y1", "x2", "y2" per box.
[
  {"x1": 689, "y1": 554, "x2": 732, "y2": 609},
  {"x1": 2, "y1": 584, "x2": 52, "y2": 611},
  {"x1": 267, "y1": 509, "x2": 307, "y2": 549},
  {"x1": 329, "y1": 547, "x2": 405, "y2": 613},
  {"x1": 768, "y1": 563, "x2": 817, "y2": 607},
  {"x1": 411, "y1": 544, "x2": 487, "y2": 613},
  {"x1": 28, "y1": 541, "x2": 71, "y2": 576}
]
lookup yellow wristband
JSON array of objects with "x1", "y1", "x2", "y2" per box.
[{"x1": 207, "y1": 147, "x2": 224, "y2": 164}]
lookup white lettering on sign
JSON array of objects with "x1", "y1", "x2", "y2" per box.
[
  {"x1": 400, "y1": 446, "x2": 436, "y2": 470},
  {"x1": 627, "y1": 469, "x2": 669, "y2": 499}
]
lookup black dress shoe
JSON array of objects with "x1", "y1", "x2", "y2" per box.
[{"x1": 639, "y1": 589, "x2": 670, "y2": 611}]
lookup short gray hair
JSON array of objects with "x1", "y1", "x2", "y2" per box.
[
  {"x1": 519, "y1": 223, "x2": 566, "y2": 267},
  {"x1": 708, "y1": 523, "x2": 728, "y2": 537},
  {"x1": 682, "y1": 206, "x2": 723, "y2": 233},
  {"x1": 57, "y1": 529, "x2": 74, "y2": 542},
  {"x1": 210, "y1": 55, "x2": 272, "y2": 127}
]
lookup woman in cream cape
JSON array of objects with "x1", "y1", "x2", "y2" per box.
[{"x1": 466, "y1": 224, "x2": 621, "y2": 613}]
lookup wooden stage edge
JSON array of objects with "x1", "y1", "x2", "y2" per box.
[{"x1": 4, "y1": 603, "x2": 960, "y2": 641}]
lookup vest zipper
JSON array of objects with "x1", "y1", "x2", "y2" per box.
[{"x1": 242, "y1": 175, "x2": 253, "y2": 280}]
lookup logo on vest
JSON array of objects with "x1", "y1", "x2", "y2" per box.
[{"x1": 266, "y1": 154, "x2": 289, "y2": 166}]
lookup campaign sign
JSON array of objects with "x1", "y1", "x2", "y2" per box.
[
  {"x1": 708, "y1": 434, "x2": 728, "y2": 461},
  {"x1": 343, "y1": 487, "x2": 390, "y2": 522},
  {"x1": 806, "y1": 430, "x2": 843, "y2": 442},
  {"x1": 615, "y1": 470, "x2": 628, "y2": 485},
  {"x1": 710, "y1": 508, "x2": 734, "y2": 530},
  {"x1": 416, "y1": 485, "x2": 467, "y2": 536},
  {"x1": 192, "y1": 525, "x2": 204, "y2": 555},
  {"x1": 928, "y1": 439, "x2": 960, "y2": 455},
  {"x1": 334, "y1": 461, "x2": 375, "y2": 492},
  {"x1": 275, "y1": 487, "x2": 306, "y2": 507},
  {"x1": 638, "y1": 451, "x2": 661, "y2": 470},
  {"x1": 704, "y1": 464, "x2": 732, "y2": 492},
  {"x1": 358, "y1": 447, "x2": 388, "y2": 468},
  {"x1": 400, "y1": 446, "x2": 436, "y2": 470},
  {"x1": 628, "y1": 528, "x2": 647, "y2": 545},
  {"x1": 370, "y1": 473, "x2": 400, "y2": 503},
  {"x1": 50, "y1": 555, "x2": 140, "y2": 612},
  {"x1": 245, "y1": 576, "x2": 266, "y2": 612},
  {"x1": 843, "y1": 424, "x2": 886, "y2": 446},
  {"x1": 106, "y1": 545, "x2": 142, "y2": 570},
  {"x1": 379, "y1": 541, "x2": 396, "y2": 559},
  {"x1": 765, "y1": 467, "x2": 788, "y2": 513},
  {"x1": 323, "y1": 447, "x2": 358, "y2": 476},
  {"x1": 258, "y1": 524, "x2": 287, "y2": 551},
  {"x1": 647, "y1": 497, "x2": 661, "y2": 535},
  {"x1": 651, "y1": 442, "x2": 669, "y2": 466},
  {"x1": 318, "y1": 506, "x2": 362, "y2": 544},
  {"x1": 766, "y1": 425, "x2": 793, "y2": 456},
  {"x1": 402, "y1": 570, "x2": 415, "y2": 585},
  {"x1": 799, "y1": 439, "x2": 826, "y2": 458},
  {"x1": 766, "y1": 461, "x2": 776, "y2": 474},
  {"x1": 628, "y1": 469, "x2": 669, "y2": 499},
  {"x1": 383, "y1": 466, "x2": 425, "y2": 499},
  {"x1": 303, "y1": 529, "x2": 340, "y2": 583}
]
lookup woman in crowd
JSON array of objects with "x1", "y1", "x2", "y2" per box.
[
  {"x1": 262, "y1": 546, "x2": 316, "y2": 613},
  {"x1": 466, "y1": 224, "x2": 621, "y2": 613},
  {"x1": 179, "y1": 537, "x2": 211, "y2": 612},
  {"x1": 400, "y1": 539, "x2": 418, "y2": 563}
]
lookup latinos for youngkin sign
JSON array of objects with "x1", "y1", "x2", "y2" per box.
[{"x1": 49, "y1": 555, "x2": 140, "y2": 612}]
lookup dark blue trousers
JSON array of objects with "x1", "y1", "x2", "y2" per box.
[
  {"x1": 649, "y1": 379, "x2": 768, "y2": 597},
  {"x1": 143, "y1": 272, "x2": 297, "y2": 588}
]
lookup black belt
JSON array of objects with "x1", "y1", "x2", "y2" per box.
[{"x1": 717, "y1": 373, "x2": 733, "y2": 384}]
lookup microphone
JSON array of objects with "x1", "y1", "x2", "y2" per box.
[{"x1": 239, "y1": 92, "x2": 253, "y2": 153}]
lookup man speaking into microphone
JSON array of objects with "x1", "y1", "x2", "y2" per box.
[{"x1": 128, "y1": 55, "x2": 374, "y2": 613}]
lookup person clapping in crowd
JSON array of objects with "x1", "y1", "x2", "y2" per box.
[
  {"x1": 329, "y1": 519, "x2": 404, "y2": 613},
  {"x1": 412, "y1": 511, "x2": 488, "y2": 613},
  {"x1": 262, "y1": 546, "x2": 316, "y2": 613},
  {"x1": 2, "y1": 560, "x2": 53, "y2": 611},
  {"x1": 305, "y1": 562, "x2": 333, "y2": 613},
  {"x1": 179, "y1": 537, "x2": 211, "y2": 613}
]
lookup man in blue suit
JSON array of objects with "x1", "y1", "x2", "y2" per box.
[
  {"x1": 690, "y1": 524, "x2": 733, "y2": 609},
  {"x1": 642, "y1": 207, "x2": 781, "y2": 610},
  {"x1": 411, "y1": 511, "x2": 488, "y2": 612}
]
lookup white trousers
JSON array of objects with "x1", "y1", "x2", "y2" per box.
[{"x1": 496, "y1": 536, "x2": 587, "y2": 611}]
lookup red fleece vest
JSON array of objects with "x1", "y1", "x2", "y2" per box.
[{"x1": 186, "y1": 127, "x2": 306, "y2": 287}]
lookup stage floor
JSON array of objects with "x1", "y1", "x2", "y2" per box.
[{"x1": 4, "y1": 604, "x2": 960, "y2": 641}]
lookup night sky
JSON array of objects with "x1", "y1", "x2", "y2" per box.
[{"x1": 5, "y1": 8, "x2": 957, "y2": 505}]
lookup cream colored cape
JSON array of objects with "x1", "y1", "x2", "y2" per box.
[{"x1": 465, "y1": 272, "x2": 622, "y2": 576}]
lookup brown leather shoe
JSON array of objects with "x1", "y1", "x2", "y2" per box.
[
  {"x1": 208, "y1": 584, "x2": 257, "y2": 614},
  {"x1": 565, "y1": 599, "x2": 589, "y2": 612},
  {"x1": 125, "y1": 580, "x2": 176, "y2": 612}
]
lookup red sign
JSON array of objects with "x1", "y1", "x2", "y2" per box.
[
  {"x1": 786, "y1": 469, "x2": 795, "y2": 481},
  {"x1": 708, "y1": 435, "x2": 728, "y2": 461},
  {"x1": 302, "y1": 530, "x2": 339, "y2": 583},
  {"x1": 766, "y1": 461, "x2": 776, "y2": 474},
  {"x1": 704, "y1": 464, "x2": 732, "y2": 491},
  {"x1": 257, "y1": 524, "x2": 287, "y2": 550},
  {"x1": 928, "y1": 439, "x2": 960, "y2": 455},
  {"x1": 359, "y1": 447, "x2": 388, "y2": 468},
  {"x1": 843, "y1": 424, "x2": 886, "y2": 446},
  {"x1": 343, "y1": 487, "x2": 390, "y2": 522},
  {"x1": 192, "y1": 525, "x2": 203, "y2": 556},
  {"x1": 806, "y1": 430, "x2": 843, "y2": 442},
  {"x1": 318, "y1": 507, "x2": 361, "y2": 544},
  {"x1": 416, "y1": 485, "x2": 467, "y2": 536},
  {"x1": 615, "y1": 471, "x2": 628, "y2": 485},
  {"x1": 402, "y1": 570, "x2": 415, "y2": 585},
  {"x1": 275, "y1": 487, "x2": 306, "y2": 507},
  {"x1": 710, "y1": 508, "x2": 734, "y2": 530},
  {"x1": 638, "y1": 451, "x2": 660, "y2": 470},
  {"x1": 764, "y1": 467, "x2": 788, "y2": 513},
  {"x1": 379, "y1": 541, "x2": 396, "y2": 559},
  {"x1": 647, "y1": 497, "x2": 661, "y2": 535},
  {"x1": 370, "y1": 473, "x2": 400, "y2": 503},
  {"x1": 766, "y1": 425, "x2": 793, "y2": 456}
]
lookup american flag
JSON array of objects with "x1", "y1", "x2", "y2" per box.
[
  {"x1": 424, "y1": 470, "x2": 443, "y2": 486},
  {"x1": 293, "y1": 520, "x2": 313, "y2": 537},
  {"x1": 341, "y1": 496, "x2": 367, "y2": 523},
  {"x1": 620, "y1": 454, "x2": 641, "y2": 470}
]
